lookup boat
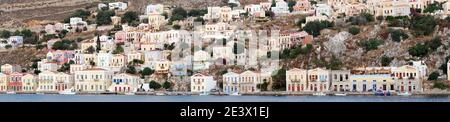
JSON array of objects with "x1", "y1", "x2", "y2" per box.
[
  {"x1": 313, "y1": 92, "x2": 326, "y2": 96},
  {"x1": 375, "y1": 90, "x2": 384, "y2": 96},
  {"x1": 59, "y1": 89, "x2": 76, "y2": 95},
  {"x1": 6, "y1": 91, "x2": 16, "y2": 94},
  {"x1": 156, "y1": 92, "x2": 166, "y2": 96},
  {"x1": 334, "y1": 93, "x2": 347, "y2": 96},
  {"x1": 199, "y1": 92, "x2": 209, "y2": 96},
  {"x1": 124, "y1": 92, "x2": 135, "y2": 95},
  {"x1": 229, "y1": 92, "x2": 241, "y2": 96},
  {"x1": 36, "y1": 92, "x2": 45, "y2": 95},
  {"x1": 397, "y1": 92, "x2": 411, "y2": 96}
]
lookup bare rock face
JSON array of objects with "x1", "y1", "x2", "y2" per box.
[{"x1": 324, "y1": 31, "x2": 350, "y2": 56}]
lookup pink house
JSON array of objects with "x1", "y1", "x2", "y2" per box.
[
  {"x1": 114, "y1": 31, "x2": 126, "y2": 44},
  {"x1": 47, "y1": 50, "x2": 75, "y2": 65},
  {"x1": 293, "y1": 0, "x2": 311, "y2": 12}
]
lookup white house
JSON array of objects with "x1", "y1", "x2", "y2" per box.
[
  {"x1": 8, "y1": 36, "x2": 23, "y2": 46},
  {"x1": 223, "y1": 70, "x2": 262, "y2": 94},
  {"x1": 314, "y1": 4, "x2": 332, "y2": 17},
  {"x1": 271, "y1": 0, "x2": 290, "y2": 15},
  {"x1": 109, "y1": 2, "x2": 128, "y2": 11},
  {"x1": 146, "y1": 4, "x2": 164, "y2": 15},
  {"x1": 190, "y1": 73, "x2": 217, "y2": 93},
  {"x1": 193, "y1": 50, "x2": 212, "y2": 71},
  {"x1": 37, "y1": 61, "x2": 59, "y2": 72}
]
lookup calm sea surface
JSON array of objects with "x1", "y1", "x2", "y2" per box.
[{"x1": 1, "y1": 94, "x2": 450, "y2": 102}]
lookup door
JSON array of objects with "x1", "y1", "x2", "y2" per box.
[{"x1": 363, "y1": 84, "x2": 366, "y2": 92}]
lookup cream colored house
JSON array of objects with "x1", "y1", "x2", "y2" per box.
[
  {"x1": 223, "y1": 70, "x2": 262, "y2": 94},
  {"x1": 0, "y1": 73, "x2": 8, "y2": 92},
  {"x1": 110, "y1": 73, "x2": 141, "y2": 93},
  {"x1": 70, "y1": 64, "x2": 92, "y2": 74},
  {"x1": 38, "y1": 71, "x2": 74, "y2": 92},
  {"x1": 74, "y1": 68, "x2": 114, "y2": 92},
  {"x1": 286, "y1": 68, "x2": 308, "y2": 92},
  {"x1": 1, "y1": 64, "x2": 21, "y2": 74},
  {"x1": 22, "y1": 74, "x2": 37, "y2": 92},
  {"x1": 148, "y1": 13, "x2": 166, "y2": 30},
  {"x1": 190, "y1": 73, "x2": 216, "y2": 93}
]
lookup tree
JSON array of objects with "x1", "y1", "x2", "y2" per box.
[
  {"x1": 126, "y1": 66, "x2": 137, "y2": 74},
  {"x1": 411, "y1": 15, "x2": 436, "y2": 36},
  {"x1": 123, "y1": 11, "x2": 138, "y2": 24},
  {"x1": 358, "y1": 38, "x2": 384, "y2": 52},
  {"x1": 96, "y1": 10, "x2": 115, "y2": 25},
  {"x1": 433, "y1": 82, "x2": 448, "y2": 90},
  {"x1": 380, "y1": 55, "x2": 393, "y2": 66},
  {"x1": 423, "y1": 2, "x2": 443, "y2": 13},
  {"x1": 257, "y1": 81, "x2": 269, "y2": 91},
  {"x1": 4, "y1": 45, "x2": 12, "y2": 49},
  {"x1": 188, "y1": 9, "x2": 207, "y2": 17},
  {"x1": 408, "y1": 43, "x2": 430, "y2": 57},
  {"x1": 271, "y1": 68, "x2": 286, "y2": 91},
  {"x1": 173, "y1": 24, "x2": 181, "y2": 30},
  {"x1": 112, "y1": 45, "x2": 124, "y2": 54},
  {"x1": 389, "y1": 29, "x2": 409, "y2": 42},
  {"x1": 64, "y1": 9, "x2": 91, "y2": 23},
  {"x1": 288, "y1": 0, "x2": 296, "y2": 12},
  {"x1": 96, "y1": 35, "x2": 101, "y2": 52},
  {"x1": 162, "y1": 81, "x2": 172, "y2": 90},
  {"x1": 428, "y1": 71, "x2": 439, "y2": 81},
  {"x1": 34, "y1": 70, "x2": 41, "y2": 75},
  {"x1": 348, "y1": 26, "x2": 360, "y2": 35},
  {"x1": 149, "y1": 81, "x2": 161, "y2": 90},
  {"x1": 169, "y1": 7, "x2": 187, "y2": 24},
  {"x1": 271, "y1": 0, "x2": 276, "y2": 7},
  {"x1": 302, "y1": 20, "x2": 333, "y2": 37},
  {"x1": 327, "y1": 56, "x2": 342, "y2": 70},
  {"x1": 85, "y1": 46, "x2": 96, "y2": 54},
  {"x1": 0, "y1": 30, "x2": 11, "y2": 38},
  {"x1": 140, "y1": 67, "x2": 155, "y2": 78}
]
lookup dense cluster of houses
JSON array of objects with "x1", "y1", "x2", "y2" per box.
[{"x1": 1, "y1": 0, "x2": 449, "y2": 94}]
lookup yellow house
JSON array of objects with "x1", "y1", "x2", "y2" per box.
[
  {"x1": 22, "y1": 74, "x2": 37, "y2": 92},
  {"x1": 74, "y1": 68, "x2": 114, "y2": 92},
  {"x1": 0, "y1": 73, "x2": 9, "y2": 92}
]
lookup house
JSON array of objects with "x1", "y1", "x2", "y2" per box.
[
  {"x1": 204, "y1": 7, "x2": 221, "y2": 21},
  {"x1": 8, "y1": 36, "x2": 23, "y2": 46},
  {"x1": 146, "y1": 4, "x2": 164, "y2": 15},
  {"x1": 244, "y1": 4, "x2": 265, "y2": 17},
  {"x1": 98, "y1": 3, "x2": 108, "y2": 10},
  {"x1": 0, "y1": 73, "x2": 8, "y2": 92},
  {"x1": 411, "y1": 61, "x2": 427, "y2": 78},
  {"x1": 22, "y1": 74, "x2": 37, "y2": 92},
  {"x1": 38, "y1": 71, "x2": 74, "y2": 92},
  {"x1": 220, "y1": 6, "x2": 233, "y2": 22},
  {"x1": 143, "y1": 51, "x2": 163, "y2": 69},
  {"x1": 190, "y1": 73, "x2": 216, "y2": 93},
  {"x1": 37, "y1": 61, "x2": 59, "y2": 72},
  {"x1": 367, "y1": 0, "x2": 411, "y2": 17},
  {"x1": 69, "y1": 17, "x2": 87, "y2": 27},
  {"x1": 96, "y1": 51, "x2": 113, "y2": 70},
  {"x1": 286, "y1": 68, "x2": 307, "y2": 92},
  {"x1": 271, "y1": 0, "x2": 290, "y2": 15},
  {"x1": 70, "y1": 64, "x2": 92, "y2": 74},
  {"x1": 126, "y1": 51, "x2": 143, "y2": 63},
  {"x1": 109, "y1": 2, "x2": 128, "y2": 11},
  {"x1": 193, "y1": 50, "x2": 212, "y2": 71},
  {"x1": 1, "y1": 64, "x2": 22, "y2": 74},
  {"x1": 46, "y1": 50, "x2": 75, "y2": 65},
  {"x1": 74, "y1": 68, "x2": 114, "y2": 92},
  {"x1": 114, "y1": 31, "x2": 126, "y2": 44},
  {"x1": 110, "y1": 73, "x2": 141, "y2": 93},
  {"x1": 223, "y1": 70, "x2": 262, "y2": 94},
  {"x1": 109, "y1": 54, "x2": 127, "y2": 72},
  {"x1": 293, "y1": 0, "x2": 312, "y2": 13},
  {"x1": 314, "y1": 4, "x2": 332, "y2": 17},
  {"x1": 7, "y1": 72, "x2": 24, "y2": 92},
  {"x1": 443, "y1": 1, "x2": 450, "y2": 16},
  {"x1": 148, "y1": 13, "x2": 166, "y2": 30},
  {"x1": 111, "y1": 16, "x2": 122, "y2": 25},
  {"x1": 155, "y1": 60, "x2": 171, "y2": 74},
  {"x1": 330, "y1": 70, "x2": 351, "y2": 92}
]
